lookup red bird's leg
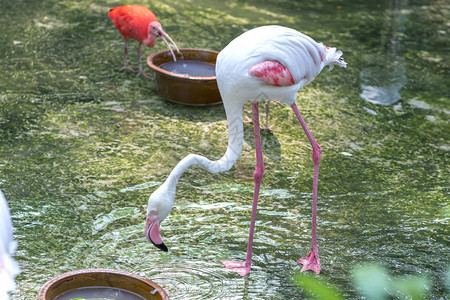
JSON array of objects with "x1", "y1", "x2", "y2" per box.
[
  {"x1": 120, "y1": 39, "x2": 135, "y2": 72},
  {"x1": 243, "y1": 102, "x2": 277, "y2": 131},
  {"x1": 291, "y1": 103, "x2": 321, "y2": 274},
  {"x1": 136, "y1": 43, "x2": 151, "y2": 78},
  {"x1": 263, "y1": 101, "x2": 277, "y2": 132},
  {"x1": 222, "y1": 102, "x2": 264, "y2": 276},
  {"x1": 265, "y1": 101, "x2": 270, "y2": 130}
]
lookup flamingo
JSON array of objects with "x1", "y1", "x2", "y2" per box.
[
  {"x1": 108, "y1": 5, "x2": 180, "y2": 77},
  {"x1": 0, "y1": 190, "x2": 20, "y2": 299},
  {"x1": 245, "y1": 101, "x2": 276, "y2": 132},
  {"x1": 145, "y1": 25, "x2": 346, "y2": 276}
]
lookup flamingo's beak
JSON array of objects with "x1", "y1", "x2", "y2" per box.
[{"x1": 145, "y1": 213, "x2": 168, "y2": 252}]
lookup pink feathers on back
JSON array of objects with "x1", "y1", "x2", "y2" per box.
[{"x1": 249, "y1": 60, "x2": 295, "y2": 87}]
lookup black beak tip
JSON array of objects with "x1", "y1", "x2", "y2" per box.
[
  {"x1": 146, "y1": 227, "x2": 168, "y2": 252},
  {"x1": 157, "y1": 243, "x2": 168, "y2": 252},
  {"x1": 148, "y1": 236, "x2": 168, "y2": 252}
]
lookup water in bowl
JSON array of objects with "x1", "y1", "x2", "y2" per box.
[
  {"x1": 159, "y1": 60, "x2": 216, "y2": 77},
  {"x1": 54, "y1": 286, "x2": 146, "y2": 300}
]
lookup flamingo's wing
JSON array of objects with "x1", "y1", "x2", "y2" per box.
[
  {"x1": 0, "y1": 190, "x2": 20, "y2": 297},
  {"x1": 249, "y1": 60, "x2": 295, "y2": 87}
]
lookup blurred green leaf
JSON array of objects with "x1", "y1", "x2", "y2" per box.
[
  {"x1": 292, "y1": 272, "x2": 343, "y2": 300},
  {"x1": 293, "y1": 264, "x2": 449, "y2": 299},
  {"x1": 389, "y1": 276, "x2": 429, "y2": 300},
  {"x1": 351, "y1": 264, "x2": 389, "y2": 300},
  {"x1": 445, "y1": 267, "x2": 450, "y2": 293}
]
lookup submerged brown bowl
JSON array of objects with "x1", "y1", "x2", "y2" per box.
[
  {"x1": 147, "y1": 48, "x2": 222, "y2": 106},
  {"x1": 37, "y1": 268, "x2": 169, "y2": 300}
]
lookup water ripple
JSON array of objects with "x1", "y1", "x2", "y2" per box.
[
  {"x1": 119, "y1": 181, "x2": 162, "y2": 193},
  {"x1": 143, "y1": 262, "x2": 232, "y2": 299},
  {"x1": 92, "y1": 207, "x2": 139, "y2": 235}
]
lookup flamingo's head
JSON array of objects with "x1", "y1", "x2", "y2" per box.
[
  {"x1": 145, "y1": 182, "x2": 175, "y2": 252},
  {"x1": 323, "y1": 45, "x2": 347, "y2": 69}
]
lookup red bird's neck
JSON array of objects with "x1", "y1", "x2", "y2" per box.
[{"x1": 143, "y1": 35, "x2": 157, "y2": 47}]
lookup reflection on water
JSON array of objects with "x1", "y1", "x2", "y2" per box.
[
  {"x1": 92, "y1": 207, "x2": 139, "y2": 235},
  {"x1": 54, "y1": 287, "x2": 145, "y2": 300},
  {"x1": 359, "y1": 57, "x2": 406, "y2": 105},
  {"x1": 159, "y1": 60, "x2": 216, "y2": 77},
  {"x1": 0, "y1": 0, "x2": 448, "y2": 299},
  {"x1": 359, "y1": 0, "x2": 408, "y2": 105}
]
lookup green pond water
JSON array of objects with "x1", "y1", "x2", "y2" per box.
[{"x1": 1, "y1": 0, "x2": 449, "y2": 298}]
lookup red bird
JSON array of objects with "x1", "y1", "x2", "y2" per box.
[{"x1": 108, "y1": 5, "x2": 180, "y2": 77}]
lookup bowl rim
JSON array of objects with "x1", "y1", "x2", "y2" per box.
[
  {"x1": 147, "y1": 48, "x2": 218, "y2": 81},
  {"x1": 37, "y1": 268, "x2": 169, "y2": 300}
]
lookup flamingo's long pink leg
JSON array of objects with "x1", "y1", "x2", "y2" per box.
[
  {"x1": 246, "y1": 102, "x2": 265, "y2": 264},
  {"x1": 291, "y1": 103, "x2": 321, "y2": 274},
  {"x1": 221, "y1": 102, "x2": 264, "y2": 276}
]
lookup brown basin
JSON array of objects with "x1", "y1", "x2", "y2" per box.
[
  {"x1": 147, "y1": 48, "x2": 222, "y2": 106},
  {"x1": 37, "y1": 268, "x2": 169, "y2": 300}
]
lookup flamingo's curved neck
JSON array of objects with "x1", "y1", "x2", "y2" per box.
[{"x1": 164, "y1": 102, "x2": 244, "y2": 191}]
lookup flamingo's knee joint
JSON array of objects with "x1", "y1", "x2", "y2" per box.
[
  {"x1": 254, "y1": 166, "x2": 265, "y2": 182},
  {"x1": 312, "y1": 146, "x2": 322, "y2": 164}
]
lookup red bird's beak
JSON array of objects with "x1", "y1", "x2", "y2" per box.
[
  {"x1": 157, "y1": 29, "x2": 181, "y2": 61},
  {"x1": 145, "y1": 214, "x2": 168, "y2": 252}
]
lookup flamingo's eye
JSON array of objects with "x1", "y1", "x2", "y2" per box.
[{"x1": 152, "y1": 26, "x2": 156, "y2": 30}]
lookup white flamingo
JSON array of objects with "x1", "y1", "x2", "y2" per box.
[
  {"x1": 145, "y1": 25, "x2": 346, "y2": 276},
  {"x1": 0, "y1": 190, "x2": 20, "y2": 299}
]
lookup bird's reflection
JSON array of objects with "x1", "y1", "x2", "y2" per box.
[{"x1": 360, "y1": 0, "x2": 408, "y2": 105}]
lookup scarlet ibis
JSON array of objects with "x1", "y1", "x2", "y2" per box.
[
  {"x1": 0, "y1": 190, "x2": 20, "y2": 299},
  {"x1": 108, "y1": 5, "x2": 180, "y2": 77},
  {"x1": 145, "y1": 25, "x2": 346, "y2": 276}
]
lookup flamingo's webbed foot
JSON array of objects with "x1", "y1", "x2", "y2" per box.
[
  {"x1": 221, "y1": 260, "x2": 251, "y2": 276},
  {"x1": 297, "y1": 250, "x2": 321, "y2": 274}
]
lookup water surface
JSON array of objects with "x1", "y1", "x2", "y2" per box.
[
  {"x1": 159, "y1": 60, "x2": 216, "y2": 77},
  {"x1": 54, "y1": 287, "x2": 145, "y2": 300},
  {"x1": 0, "y1": 0, "x2": 448, "y2": 299}
]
